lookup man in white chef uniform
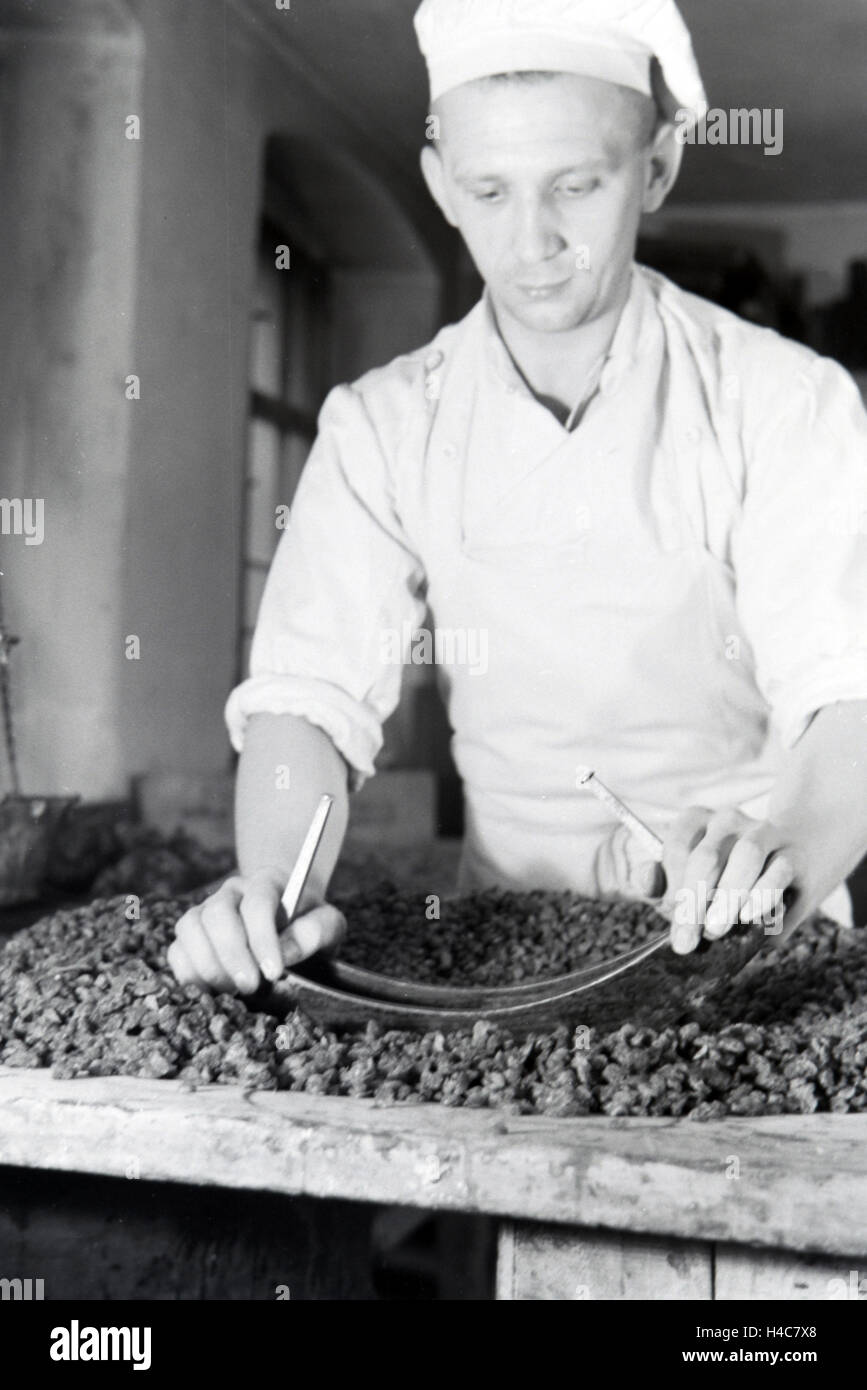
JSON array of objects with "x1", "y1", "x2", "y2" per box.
[{"x1": 170, "y1": 0, "x2": 867, "y2": 996}]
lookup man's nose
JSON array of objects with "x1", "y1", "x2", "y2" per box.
[{"x1": 513, "y1": 200, "x2": 566, "y2": 265}]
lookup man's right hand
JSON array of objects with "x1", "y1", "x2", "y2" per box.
[{"x1": 167, "y1": 867, "x2": 346, "y2": 996}]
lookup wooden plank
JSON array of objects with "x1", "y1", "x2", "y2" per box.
[
  {"x1": 496, "y1": 1224, "x2": 516, "y2": 1300},
  {"x1": 497, "y1": 1221, "x2": 712, "y2": 1300},
  {"x1": 2, "y1": 1069, "x2": 867, "y2": 1256},
  {"x1": 715, "y1": 1245, "x2": 867, "y2": 1301}
]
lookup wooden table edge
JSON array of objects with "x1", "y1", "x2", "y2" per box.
[{"x1": 0, "y1": 1068, "x2": 865, "y2": 1258}]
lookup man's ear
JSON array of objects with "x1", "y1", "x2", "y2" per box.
[
  {"x1": 642, "y1": 122, "x2": 684, "y2": 215},
  {"x1": 420, "y1": 144, "x2": 458, "y2": 228}
]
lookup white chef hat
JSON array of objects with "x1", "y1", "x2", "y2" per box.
[{"x1": 414, "y1": 0, "x2": 707, "y2": 127}]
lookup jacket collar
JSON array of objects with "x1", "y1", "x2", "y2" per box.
[{"x1": 478, "y1": 263, "x2": 650, "y2": 411}]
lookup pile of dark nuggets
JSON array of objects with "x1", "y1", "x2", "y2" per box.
[{"x1": 2, "y1": 882, "x2": 867, "y2": 1119}]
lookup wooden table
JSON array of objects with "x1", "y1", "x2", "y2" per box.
[{"x1": 1, "y1": 1067, "x2": 866, "y2": 1299}]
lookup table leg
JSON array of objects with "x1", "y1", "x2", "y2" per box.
[{"x1": 495, "y1": 1221, "x2": 712, "y2": 1300}]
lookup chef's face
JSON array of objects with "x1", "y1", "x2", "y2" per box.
[{"x1": 421, "y1": 73, "x2": 680, "y2": 335}]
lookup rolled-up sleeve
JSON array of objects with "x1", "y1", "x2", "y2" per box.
[
  {"x1": 225, "y1": 383, "x2": 427, "y2": 785},
  {"x1": 733, "y1": 355, "x2": 867, "y2": 747}
]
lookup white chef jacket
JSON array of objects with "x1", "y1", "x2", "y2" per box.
[{"x1": 226, "y1": 265, "x2": 867, "y2": 908}]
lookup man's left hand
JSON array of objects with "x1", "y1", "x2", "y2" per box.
[
  {"x1": 658, "y1": 807, "x2": 803, "y2": 954},
  {"x1": 598, "y1": 807, "x2": 804, "y2": 954}
]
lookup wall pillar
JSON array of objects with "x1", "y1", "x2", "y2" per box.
[{"x1": 0, "y1": 1, "x2": 143, "y2": 797}]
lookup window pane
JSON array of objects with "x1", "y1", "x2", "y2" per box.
[
  {"x1": 242, "y1": 564, "x2": 269, "y2": 633},
  {"x1": 284, "y1": 271, "x2": 327, "y2": 410},
  {"x1": 244, "y1": 419, "x2": 281, "y2": 564},
  {"x1": 240, "y1": 217, "x2": 331, "y2": 682},
  {"x1": 281, "y1": 432, "x2": 313, "y2": 509},
  {"x1": 239, "y1": 631, "x2": 253, "y2": 679},
  {"x1": 249, "y1": 250, "x2": 285, "y2": 397}
]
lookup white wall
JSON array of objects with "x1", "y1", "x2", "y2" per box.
[
  {"x1": 0, "y1": 6, "x2": 144, "y2": 798},
  {"x1": 1, "y1": 0, "x2": 442, "y2": 800}
]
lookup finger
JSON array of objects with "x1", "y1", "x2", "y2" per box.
[
  {"x1": 176, "y1": 910, "x2": 236, "y2": 993},
  {"x1": 704, "y1": 835, "x2": 769, "y2": 938},
  {"x1": 239, "y1": 875, "x2": 285, "y2": 982},
  {"x1": 672, "y1": 810, "x2": 749, "y2": 951},
  {"x1": 599, "y1": 825, "x2": 663, "y2": 901},
  {"x1": 615, "y1": 822, "x2": 666, "y2": 899},
  {"x1": 200, "y1": 891, "x2": 262, "y2": 994},
  {"x1": 742, "y1": 853, "x2": 796, "y2": 934},
  {"x1": 637, "y1": 860, "x2": 666, "y2": 899},
  {"x1": 665, "y1": 809, "x2": 718, "y2": 952},
  {"x1": 281, "y1": 904, "x2": 347, "y2": 968},
  {"x1": 661, "y1": 807, "x2": 713, "y2": 912},
  {"x1": 167, "y1": 939, "x2": 199, "y2": 987},
  {"x1": 670, "y1": 910, "x2": 702, "y2": 954},
  {"x1": 608, "y1": 823, "x2": 648, "y2": 897}
]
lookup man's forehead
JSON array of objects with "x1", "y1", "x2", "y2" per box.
[
  {"x1": 449, "y1": 151, "x2": 613, "y2": 186},
  {"x1": 435, "y1": 70, "x2": 644, "y2": 110},
  {"x1": 434, "y1": 72, "x2": 654, "y2": 151}
]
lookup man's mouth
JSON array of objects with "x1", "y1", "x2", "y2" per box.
[{"x1": 517, "y1": 279, "x2": 571, "y2": 300}]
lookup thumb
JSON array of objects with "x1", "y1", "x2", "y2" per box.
[
  {"x1": 636, "y1": 860, "x2": 666, "y2": 899},
  {"x1": 280, "y1": 903, "x2": 346, "y2": 968}
]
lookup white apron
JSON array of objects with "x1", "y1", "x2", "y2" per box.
[{"x1": 401, "y1": 281, "x2": 785, "y2": 898}]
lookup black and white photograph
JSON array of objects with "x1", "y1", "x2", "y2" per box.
[{"x1": 1, "y1": 0, "x2": 867, "y2": 1329}]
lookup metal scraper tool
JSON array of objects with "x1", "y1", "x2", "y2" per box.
[
  {"x1": 260, "y1": 781, "x2": 771, "y2": 1035},
  {"x1": 278, "y1": 793, "x2": 335, "y2": 927}
]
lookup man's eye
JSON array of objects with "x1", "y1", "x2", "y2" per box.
[
  {"x1": 473, "y1": 189, "x2": 503, "y2": 203},
  {"x1": 557, "y1": 180, "x2": 598, "y2": 197}
]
